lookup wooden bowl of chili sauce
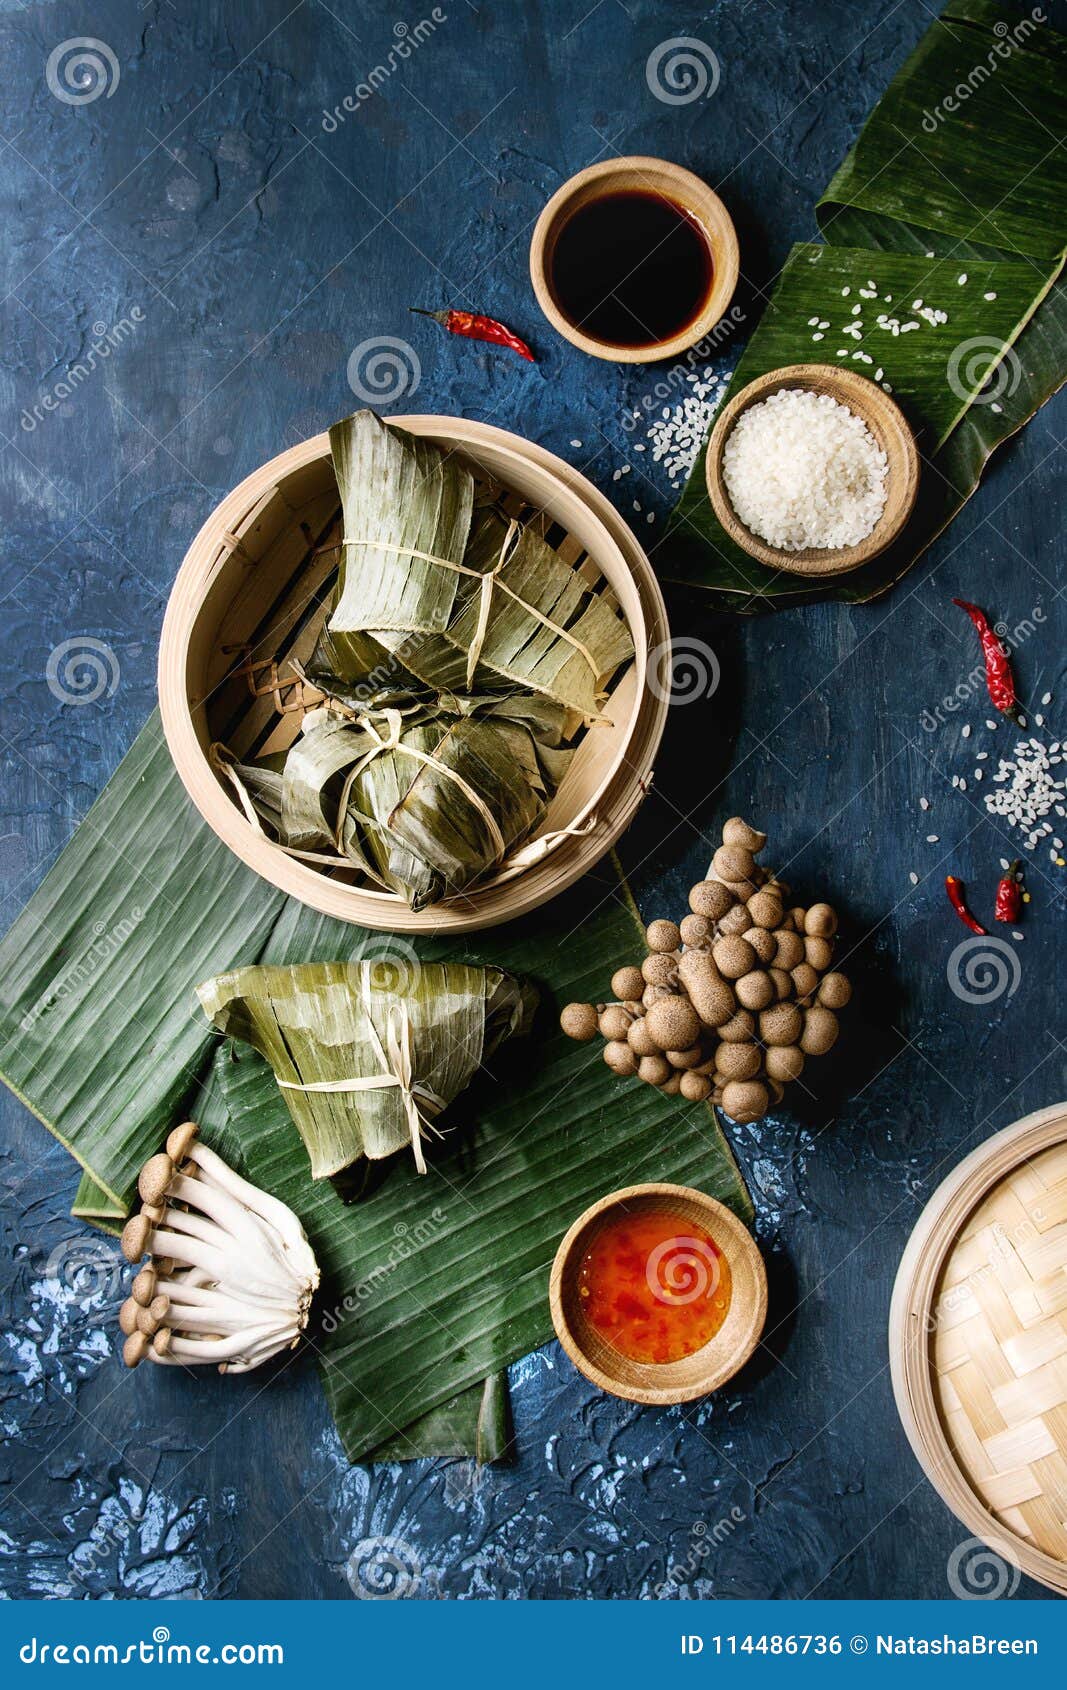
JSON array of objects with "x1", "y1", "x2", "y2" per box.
[{"x1": 549, "y1": 1183, "x2": 767, "y2": 1405}]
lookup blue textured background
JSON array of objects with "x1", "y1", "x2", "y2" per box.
[{"x1": 1, "y1": 0, "x2": 1064, "y2": 1600}]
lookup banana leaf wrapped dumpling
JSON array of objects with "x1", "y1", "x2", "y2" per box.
[
  {"x1": 326, "y1": 409, "x2": 634, "y2": 718},
  {"x1": 197, "y1": 961, "x2": 537, "y2": 1179},
  {"x1": 230, "y1": 692, "x2": 575, "y2": 909}
]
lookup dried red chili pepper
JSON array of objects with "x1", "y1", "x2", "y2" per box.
[
  {"x1": 410, "y1": 307, "x2": 535, "y2": 362},
  {"x1": 946, "y1": 874, "x2": 986, "y2": 935},
  {"x1": 952, "y1": 599, "x2": 1023, "y2": 724},
  {"x1": 994, "y1": 860, "x2": 1023, "y2": 924}
]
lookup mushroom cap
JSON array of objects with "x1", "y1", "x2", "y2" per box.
[
  {"x1": 712, "y1": 935, "x2": 757, "y2": 981},
  {"x1": 771, "y1": 929, "x2": 805, "y2": 971},
  {"x1": 768, "y1": 968, "x2": 793, "y2": 1001},
  {"x1": 735, "y1": 969, "x2": 774, "y2": 1012},
  {"x1": 680, "y1": 1071, "x2": 713, "y2": 1102},
  {"x1": 804, "y1": 935, "x2": 834, "y2": 972},
  {"x1": 717, "y1": 902, "x2": 753, "y2": 936},
  {"x1": 677, "y1": 951, "x2": 736, "y2": 1029},
  {"x1": 790, "y1": 963, "x2": 820, "y2": 1002},
  {"x1": 712, "y1": 844, "x2": 756, "y2": 883},
  {"x1": 720, "y1": 878, "x2": 762, "y2": 903},
  {"x1": 645, "y1": 995, "x2": 701, "y2": 1054},
  {"x1": 136, "y1": 1304, "x2": 162, "y2": 1337},
  {"x1": 642, "y1": 983, "x2": 674, "y2": 1009},
  {"x1": 715, "y1": 1041, "x2": 762, "y2": 1082},
  {"x1": 816, "y1": 971, "x2": 852, "y2": 1010},
  {"x1": 804, "y1": 903, "x2": 838, "y2": 938},
  {"x1": 716, "y1": 1008, "x2": 755, "y2": 1044},
  {"x1": 721, "y1": 817, "x2": 767, "y2": 853},
  {"x1": 119, "y1": 1297, "x2": 140, "y2": 1337},
  {"x1": 131, "y1": 1266, "x2": 157, "y2": 1307},
  {"x1": 166, "y1": 1121, "x2": 199, "y2": 1163},
  {"x1": 560, "y1": 1002, "x2": 598, "y2": 1042},
  {"x1": 637, "y1": 1054, "x2": 672, "y2": 1087},
  {"x1": 759, "y1": 1003, "x2": 804, "y2": 1047},
  {"x1": 720, "y1": 1079, "x2": 770, "y2": 1125},
  {"x1": 786, "y1": 907, "x2": 807, "y2": 933},
  {"x1": 765, "y1": 1044, "x2": 805, "y2": 1083},
  {"x1": 641, "y1": 952, "x2": 679, "y2": 988},
  {"x1": 746, "y1": 890, "x2": 783, "y2": 930},
  {"x1": 666, "y1": 1044, "x2": 706, "y2": 1070},
  {"x1": 660, "y1": 1071, "x2": 682, "y2": 1096},
  {"x1": 800, "y1": 1006, "x2": 840, "y2": 1056},
  {"x1": 121, "y1": 1214, "x2": 151, "y2": 1265},
  {"x1": 140, "y1": 1202, "x2": 164, "y2": 1224},
  {"x1": 688, "y1": 880, "x2": 735, "y2": 921},
  {"x1": 598, "y1": 1005, "x2": 634, "y2": 1042},
  {"x1": 679, "y1": 913, "x2": 714, "y2": 949},
  {"x1": 611, "y1": 965, "x2": 646, "y2": 1002},
  {"x1": 626, "y1": 1017, "x2": 660, "y2": 1058},
  {"x1": 123, "y1": 1331, "x2": 149, "y2": 1369},
  {"x1": 742, "y1": 926, "x2": 776, "y2": 965},
  {"x1": 138, "y1": 1152, "x2": 174, "y2": 1208},
  {"x1": 603, "y1": 1040, "x2": 638, "y2": 1077},
  {"x1": 645, "y1": 918, "x2": 681, "y2": 954},
  {"x1": 152, "y1": 1327, "x2": 173, "y2": 1357}
]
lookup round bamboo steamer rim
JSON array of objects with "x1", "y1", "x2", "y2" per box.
[
  {"x1": 889, "y1": 1101, "x2": 1067, "y2": 1596},
  {"x1": 158, "y1": 417, "x2": 669, "y2": 933},
  {"x1": 549, "y1": 1183, "x2": 767, "y2": 1405},
  {"x1": 705, "y1": 363, "x2": 920, "y2": 577}
]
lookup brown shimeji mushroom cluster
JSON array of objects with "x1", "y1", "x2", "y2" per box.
[
  {"x1": 560, "y1": 817, "x2": 851, "y2": 1124},
  {"x1": 118, "y1": 1121, "x2": 319, "y2": 1374}
]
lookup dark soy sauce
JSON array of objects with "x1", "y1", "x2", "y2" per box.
[{"x1": 549, "y1": 189, "x2": 713, "y2": 348}]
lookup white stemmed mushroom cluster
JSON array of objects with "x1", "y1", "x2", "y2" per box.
[{"x1": 119, "y1": 1121, "x2": 319, "y2": 1374}]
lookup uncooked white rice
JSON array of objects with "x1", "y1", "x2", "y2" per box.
[{"x1": 721, "y1": 388, "x2": 888, "y2": 552}]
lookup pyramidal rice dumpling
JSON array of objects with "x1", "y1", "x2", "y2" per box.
[{"x1": 197, "y1": 960, "x2": 537, "y2": 1178}]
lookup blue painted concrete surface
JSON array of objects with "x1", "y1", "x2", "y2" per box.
[{"x1": 0, "y1": 1, "x2": 1064, "y2": 1599}]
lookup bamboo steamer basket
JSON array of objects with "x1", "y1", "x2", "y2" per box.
[
  {"x1": 890, "y1": 1102, "x2": 1067, "y2": 1595},
  {"x1": 159, "y1": 417, "x2": 669, "y2": 932}
]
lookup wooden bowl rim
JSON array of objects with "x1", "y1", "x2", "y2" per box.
[
  {"x1": 705, "y1": 362, "x2": 920, "y2": 577},
  {"x1": 158, "y1": 416, "x2": 670, "y2": 932},
  {"x1": 549, "y1": 1181, "x2": 768, "y2": 1405},
  {"x1": 529, "y1": 155, "x2": 740, "y2": 365},
  {"x1": 889, "y1": 1101, "x2": 1067, "y2": 1596}
]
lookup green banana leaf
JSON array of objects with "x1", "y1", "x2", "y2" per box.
[
  {"x1": 196, "y1": 960, "x2": 537, "y2": 1179},
  {"x1": 209, "y1": 927, "x2": 752, "y2": 1465},
  {"x1": 0, "y1": 712, "x2": 751, "y2": 1463},
  {"x1": 664, "y1": 0, "x2": 1067, "y2": 607},
  {"x1": 72, "y1": 1172, "x2": 124, "y2": 1231},
  {"x1": 186, "y1": 1042, "x2": 509, "y2": 1465},
  {"x1": 819, "y1": 0, "x2": 1067, "y2": 262}
]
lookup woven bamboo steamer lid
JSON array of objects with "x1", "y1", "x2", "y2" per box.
[
  {"x1": 159, "y1": 416, "x2": 669, "y2": 932},
  {"x1": 890, "y1": 1101, "x2": 1067, "y2": 1595}
]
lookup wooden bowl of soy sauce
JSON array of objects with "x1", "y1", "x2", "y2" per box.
[{"x1": 530, "y1": 157, "x2": 739, "y2": 364}]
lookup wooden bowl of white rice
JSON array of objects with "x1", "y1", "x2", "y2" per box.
[{"x1": 705, "y1": 364, "x2": 919, "y2": 577}]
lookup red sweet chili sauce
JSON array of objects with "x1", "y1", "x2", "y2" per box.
[{"x1": 578, "y1": 1210, "x2": 732, "y2": 1364}]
